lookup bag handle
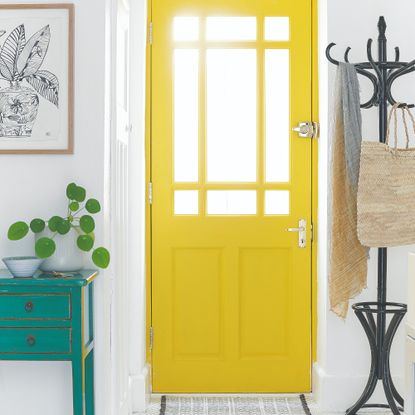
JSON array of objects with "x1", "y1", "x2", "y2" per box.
[
  {"x1": 402, "y1": 105, "x2": 415, "y2": 148},
  {"x1": 385, "y1": 103, "x2": 415, "y2": 150}
]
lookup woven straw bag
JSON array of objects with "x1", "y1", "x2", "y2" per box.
[{"x1": 357, "y1": 103, "x2": 415, "y2": 247}]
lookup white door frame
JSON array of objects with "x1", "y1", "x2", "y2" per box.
[{"x1": 109, "y1": 0, "x2": 150, "y2": 412}]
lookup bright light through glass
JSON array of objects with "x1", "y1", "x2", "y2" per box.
[
  {"x1": 265, "y1": 49, "x2": 290, "y2": 183},
  {"x1": 175, "y1": 190, "x2": 199, "y2": 215},
  {"x1": 174, "y1": 49, "x2": 199, "y2": 182},
  {"x1": 207, "y1": 191, "x2": 257, "y2": 215},
  {"x1": 265, "y1": 191, "x2": 290, "y2": 215},
  {"x1": 264, "y1": 17, "x2": 290, "y2": 41},
  {"x1": 206, "y1": 17, "x2": 256, "y2": 41},
  {"x1": 173, "y1": 17, "x2": 199, "y2": 41},
  {"x1": 206, "y1": 49, "x2": 257, "y2": 182}
]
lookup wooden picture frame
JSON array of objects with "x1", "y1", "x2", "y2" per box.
[{"x1": 0, "y1": 4, "x2": 74, "y2": 154}]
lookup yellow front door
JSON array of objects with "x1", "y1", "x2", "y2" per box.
[{"x1": 151, "y1": 0, "x2": 313, "y2": 393}]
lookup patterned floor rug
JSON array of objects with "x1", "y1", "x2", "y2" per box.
[
  {"x1": 157, "y1": 395, "x2": 312, "y2": 415},
  {"x1": 141, "y1": 395, "x2": 394, "y2": 415}
]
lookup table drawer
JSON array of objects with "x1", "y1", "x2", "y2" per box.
[
  {"x1": 0, "y1": 294, "x2": 71, "y2": 320},
  {"x1": 0, "y1": 328, "x2": 71, "y2": 354}
]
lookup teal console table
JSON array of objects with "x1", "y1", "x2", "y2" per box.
[{"x1": 0, "y1": 269, "x2": 98, "y2": 415}]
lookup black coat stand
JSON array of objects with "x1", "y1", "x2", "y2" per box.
[{"x1": 326, "y1": 16, "x2": 412, "y2": 415}]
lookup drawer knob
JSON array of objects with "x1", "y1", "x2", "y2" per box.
[
  {"x1": 25, "y1": 301, "x2": 33, "y2": 312},
  {"x1": 26, "y1": 336, "x2": 36, "y2": 347}
]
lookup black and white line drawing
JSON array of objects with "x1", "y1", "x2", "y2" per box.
[{"x1": 0, "y1": 24, "x2": 59, "y2": 137}]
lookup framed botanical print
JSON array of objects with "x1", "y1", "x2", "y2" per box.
[{"x1": 0, "y1": 4, "x2": 74, "y2": 154}]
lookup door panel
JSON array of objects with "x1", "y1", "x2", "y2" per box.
[
  {"x1": 151, "y1": 0, "x2": 312, "y2": 392},
  {"x1": 172, "y1": 248, "x2": 223, "y2": 359}
]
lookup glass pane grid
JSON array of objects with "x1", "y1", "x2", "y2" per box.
[
  {"x1": 173, "y1": 186, "x2": 291, "y2": 214},
  {"x1": 172, "y1": 17, "x2": 291, "y2": 44},
  {"x1": 171, "y1": 14, "x2": 293, "y2": 217}
]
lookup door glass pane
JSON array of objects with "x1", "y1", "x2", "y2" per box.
[
  {"x1": 206, "y1": 17, "x2": 256, "y2": 41},
  {"x1": 174, "y1": 49, "x2": 199, "y2": 182},
  {"x1": 175, "y1": 191, "x2": 199, "y2": 215},
  {"x1": 264, "y1": 17, "x2": 290, "y2": 41},
  {"x1": 206, "y1": 49, "x2": 257, "y2": 182},
  {"x1": 265, "y1": 49, "x2": 290, "y2": 183},
  {"x1": 173, "y1": 17, "x2": 199, "y2": 41},
  {"x1": 265, "y1": 190, "x2": 290, "y2": 215},
  {"x1": 207, "y1": 191, "x2": 256, "y2": 215}
]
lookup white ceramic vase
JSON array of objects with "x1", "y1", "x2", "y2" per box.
[{"x1": 37, "y1": 228, "x2": 85, "y2": 272}]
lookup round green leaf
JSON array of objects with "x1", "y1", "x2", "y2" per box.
[
  {"x1": 77, "y1": 235, "x2": 94, "y2": 252},
  {"x1": 69, "y1": 201, "x2": 79, "y2": 212},
  {"x1": 35, "y1": 237, "x2": 56, "y2": 258},
  {"x1": 8, "y1": 221, "x2": 29, "y2": 240},
  {"x1": 92, "y1": 247, "x2": 110, "y2": 269},
  {"x1": 56, "y1": 219, "x2": 71, "y2": 235},
  {"x1": 66, "y1": 182, "x2": 78, "y2": 200},
  {"x1": 80, "y1": 215, "x2": 95, "y2": 233},
  {"x1": 85, "y1": 198, "x2": 101, "y2": 214},
  {"x1": 48, "y1": 216, "x2": 63, "y2": 232},
  {"x1": 74, "y1": 186, "x2": 86, "y2": 202},
  {"x1": 30, "y1": 218, "x2": 45, "y2": 233}
]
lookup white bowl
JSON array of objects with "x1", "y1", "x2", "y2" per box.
[{"x1": 2, "y1": 256, "x2": 44, "y2": 278}]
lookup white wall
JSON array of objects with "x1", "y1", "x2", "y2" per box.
[
  {"x1": 0, "y1": 1, "x2": 113, "y2": 414},
  {"x1": 315, "y1": 0, "x2": 415, "y2": 411}
]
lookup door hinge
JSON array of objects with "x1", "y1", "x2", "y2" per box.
[
  {"x1": 292, "y1": 122, "x2": 319, "y2": 139},
  {"x1": 148, "y1": 182, "x2": 153, "y2": 205},
  {"x1": 149, "y1": 22, "x2": 153, "y2": 45},
  {"x1": 149, "y1": 326, "x2": 154, "y2": 351}
]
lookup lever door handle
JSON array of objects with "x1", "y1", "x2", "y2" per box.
[
  {"x1": 287, "y1": 227, "x2": 306, "y2": 232},
  {"x1": 286, "y1": 219, "x2": 307, "y2": 248}
]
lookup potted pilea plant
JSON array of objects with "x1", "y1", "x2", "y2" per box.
[
  {"x1": 0, "y1": 24, "x2": 58, "y2": 137},
  {"x1": 7, "y1": 183, "x2": 110, "y2": 272}
]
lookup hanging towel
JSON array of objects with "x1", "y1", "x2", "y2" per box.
[{"x1": 329, "y1": 63, "x2": 368, "y2": 319}]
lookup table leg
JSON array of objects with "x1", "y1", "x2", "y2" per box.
[
  {"x1": 72, "y1": 356, "x2": 86, "y2": 415},
  {"x1": 86, "y1": 350, "x2": 95, "y2": 415}
]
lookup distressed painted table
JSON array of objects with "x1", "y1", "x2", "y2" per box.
[{"x1": 0, "y1": 269, "x2": 98, "y2": 415}]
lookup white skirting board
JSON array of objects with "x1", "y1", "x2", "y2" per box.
[
  {"x1": 130, "y1": 363, "x2": 407, "y2": 413},
  {"x1": 131, "y1": 364, "x2": 151, "y2": 413},
  {"x1": 312, "y1": 363, "x2": 404, "y2": 413}
]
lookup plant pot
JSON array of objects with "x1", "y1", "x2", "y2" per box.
[
  {"x1": 36, "y1": 228, "x2": 85, "y2": 273},
  {"x1": 0, "y1": 81, "x2": 39, "y2": 137}
]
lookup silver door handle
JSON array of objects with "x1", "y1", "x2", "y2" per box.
[
  {"x1": 286, "y1": 219, "x2": 307, "y2": 248},
  {"x1": 287, "y1": 227, "x2": 306, "y2": 232}
]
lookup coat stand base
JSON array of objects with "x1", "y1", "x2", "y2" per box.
[{"x1": 346, "y1": 302, "x2": 407, "y2": 415}]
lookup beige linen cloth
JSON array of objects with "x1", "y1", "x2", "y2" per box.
[{"x1": 329, "y1": 63, "x2": 368, "y2": 318}]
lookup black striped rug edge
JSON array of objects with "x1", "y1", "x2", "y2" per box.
[
  {"x1": 159, "y1": 395, "x2": 167, "y2": 415},
  {"x1": 300, "y1": 394, "x2": 313, "y2": 415}
]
